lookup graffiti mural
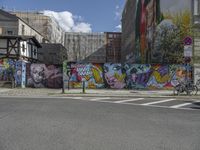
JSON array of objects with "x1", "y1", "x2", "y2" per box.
[
  {"x1": 27, "y1": 64, "x2": 62, "y2": 88},
  {"x1": 0, "y1": 59, "x2": 26, "y2": 87},
  {"x1": 194, "y1": 67, "x2": 200, "y2": 88},
  {"x1": 0, "y1": 59, "x2": 15, "y2": 81},
  {"x1": 169, "y1": 64, "x2": 192, "y2": 87},
  {"x1": 147, "y1": 65, "x2": 171, "y2": 89},
  {"x1": 124, "y1": 64, "x2": 152, "y2": 89},
  {"x1": 64, "y1": 62, "x2": 192, "y2": 89},
  {"x1": 135, "y1": 0, "x2": 192, "y2": 63},
  {"x1": 68, "y1": 63, "x2": 104, "y2": 88},
  {"x1": 103, "y1": 63, "x2": 126, "y2": 89},
  {"x1": 14, "y1": 61, "x2": 22, "y2": 86}
]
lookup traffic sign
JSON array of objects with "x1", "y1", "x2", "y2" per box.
[{"x1": 183, "y1": 36, "x2": 192, "y2": 45}]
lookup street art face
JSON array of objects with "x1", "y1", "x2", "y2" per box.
[
  {"x1": 68, "y1": 63, "x2": 104, "y2": 88},
  {"x1": 103, "y1": 63, "x2": 126, "y2": 89},
  {"x1": 135, "y1": 0, "x2": 191, "y2": 63},
  {"x1": 27, "y1": 64, "x2": 62, "y2": 88}
]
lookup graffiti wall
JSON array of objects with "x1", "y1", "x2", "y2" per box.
[
  {"x1": 64, "y1": 62, "x2": 192, "y2": 89},
  {"x1": 0, "y1": 59, "x2": 25, "y2": 87},
  {"x1": 103, "y1": 63, "x2": 126, "y2": 89},
  {"x1": 26, "y1": 64, "x2": 62, "y2": 88},
  {"x1": 194, "y1": 66, "x2": 200, "y2": 88},
  {"x1": 0, "y1": 59, "x2": 15, "y2": 81},
  {"x1": 67, "y1": 63, "x2": 105, "y2": 88},
  {"x1": 135, "y1": 0, "x2": 191, "y2": 63}
]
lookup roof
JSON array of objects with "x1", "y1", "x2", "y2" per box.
[
  {"x1": 0, "y1": 9, "x2": 18, "y2": 21},
  {"x1": 0, "y1": 35, "x2": 42, "y2": 48}
]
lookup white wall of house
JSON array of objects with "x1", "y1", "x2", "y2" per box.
[{"x1": 18, "y1": 20, "x2": 43, "y2": 43}]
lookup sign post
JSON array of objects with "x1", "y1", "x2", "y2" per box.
[{"x1": 183, "y1": 36, "x2": 192, "y2": 86}]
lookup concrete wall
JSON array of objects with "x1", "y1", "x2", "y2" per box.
[
  {"x1": 38, "y1": 43, "x2": 67, "y2": 65},
  {"x1": 64, "y1": 32, "x2": 106, "y2": 63}
]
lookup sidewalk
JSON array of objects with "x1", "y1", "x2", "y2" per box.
[{"x1": 0, "y1": 87, "x2": 199, "y2": 98}]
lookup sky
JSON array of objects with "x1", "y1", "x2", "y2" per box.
[{"x1": 0, "y1": 0, "x2": 125, "y2": 33}]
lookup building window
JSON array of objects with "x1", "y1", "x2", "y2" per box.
[
  {"x1": 33, "y1": 49, "x2": 37, "y2": 56},
  {"x1": 194, "y1": 0, "x2": 199, "y2": 15},
  {"x1": 22, "y1": 44, "x2": 25, "y2": 53},
  {"x1": 0, "y1": 27, "x2": 2, "y2": 35},
  {"x1": 7, "y1": 30, "x2": 13, "y2": 35},
  {"x1": 22, "y1": 25, "x2": 25, "y2": 35}
]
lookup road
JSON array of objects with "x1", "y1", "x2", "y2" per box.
[{"x1": 0, "y1": 96, "x2": 200, "y2": 150}]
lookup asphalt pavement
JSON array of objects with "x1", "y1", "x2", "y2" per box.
[{"x1": 0, "y1": 97, "x2": 200, "y2": 150}]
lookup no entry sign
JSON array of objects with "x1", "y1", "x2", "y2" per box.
[{"x1": 183, "y1": 36, "x2": 192, "y2": 45}]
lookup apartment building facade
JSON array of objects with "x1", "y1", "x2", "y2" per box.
[
  {"x1": 11, "y1": 11, "x2": 65, "y2": 45},
  {"x1": 0, "y1": 9, "x2": 44, "y2": 43}
]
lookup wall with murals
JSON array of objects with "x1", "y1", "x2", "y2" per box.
[
  {"x1": 66, "y1": 63, "x2": 105, "y2": 88},
  {"x1": 0, "y1": 59, "x2": 25, "y2": 87},
  {"x1": 135, "y1": 0, "x2": 192, "y2": 64},
  {"x1": 26, "y1": 64, "x2": 63, "y2": 88},
  {"x1": 64, "y1": 62, "x2": 192, "y2": 89}
]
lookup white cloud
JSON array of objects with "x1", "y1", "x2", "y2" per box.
[
  {"x1": 72, "y1": 22, "x2": 92, "y2": 33},
  {"x1": 115, "y1": 24, "x2": 121, "y2": 31},
  {"x1": 114, "y1": 5, "x2": 122, "y2": 20},
  {"x1": 42, "y1": 10, "x2": 92, "y2": 33}
]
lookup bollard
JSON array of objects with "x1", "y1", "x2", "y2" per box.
[
  {"x1": 82, "y1": 79, "x2": 86, "y2": 94},
  {"x1": 62, "y1": 80, "x2": 65, "y2": 94}
]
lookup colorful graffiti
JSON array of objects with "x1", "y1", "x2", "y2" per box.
[
  {"x1": 65, "y1": 63, "x2": 192, "y2": 89},
  {"x1": 103, "y1": 63, "x2": 126, "y2": 89},
  {"x1": 0, "y1": 59, "x2": 15, "y2": 81},
  {"x1": 27, "y1": 64, "x2": 62, "y2": 88},
  {"x1": 68, "y1": 63, "x2": 104, "y2": 88},
  {"x1": 124, "y1": 64, "x2": 152, "y2": 89},
  {"x1": 0, "y1": 59, "x2": 25, "y2": 87},
  {"x1": 124, "y1": 64, "x2": 191, "y2": 89},
  {"x1": 135, "y1": 0, "x2": 192, "y2": 63}
]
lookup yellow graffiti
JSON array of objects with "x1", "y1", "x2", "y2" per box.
[
  {"x1": 152, "y1": 71, "x2": 170, "y2": 83},
  {"x1": 91, "y1": 67, "x2": 103, "y2": 83},
  {"x1": 114, "y1": 73, "x2": 126, "y2": 82}
]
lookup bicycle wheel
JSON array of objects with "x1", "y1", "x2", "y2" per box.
[
  {"x1": 173, "y1": 85, "x2": 181, "y2": 95},
  {"x1": 191, "y1": 85, "x2": 198, "y2": 95}
]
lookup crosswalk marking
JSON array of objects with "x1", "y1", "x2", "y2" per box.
[
  {"x1": 72, "y1": 97, "x2": 83, "y2": 100},
  {"x1": 141, "y1": 99, "x2": 176, "y2": 106},
  {"x1": 170, "y1": 103, "x2": 192, "y2": 108},
  {"x1": 90, "y1": 97, "x2": 111, "y2": 101},
  {"x1": 114, "y1": 98, "x2": 144, "y2": 103}
]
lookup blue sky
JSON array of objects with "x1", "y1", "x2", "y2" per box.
[{"x1": 1, "y1": 0, "x2": 125, "y2": 32}]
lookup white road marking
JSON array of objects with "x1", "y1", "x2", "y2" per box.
[
  {"x1": 114, "y1": 98, "x2": 144, "y2": 103},
  {"x1": 141, "y1": 99, "x2": 176, "y2": 106},
  {"x1": 90, "y1": 97, "x2": 111, "y2": 101},
  {"x1": 71, "y1": 97, "x2": 83, "y2": 100},
  {"x1": 170, "y1": 103, "x2": 192, "y2": 108}
]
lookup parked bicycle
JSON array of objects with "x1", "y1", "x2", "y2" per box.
[{"x1": 173, "y1": 80, "x2": 198, "y2": 96}]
